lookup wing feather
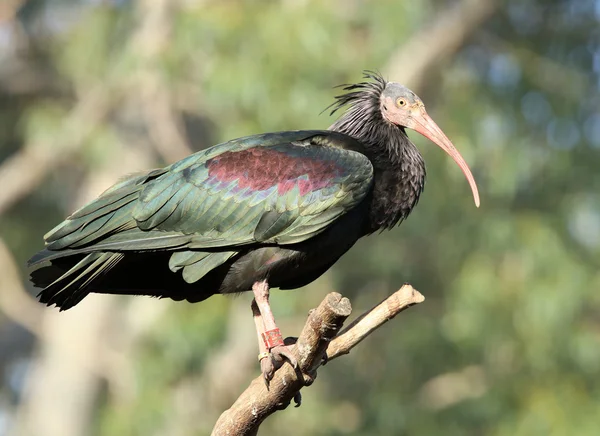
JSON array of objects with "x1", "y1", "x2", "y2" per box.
[
  {"x1": 181, "y1": 251, "x2": 237, "y2": 283},
  {"x1": 132, "y1": 132, "x2": 373, "y2": 248},
  {"x1": 33, "y1": 130, "x2": 373, "y2": 263},
  {"x1": 169, "y1": 251, "x2": 210, "y2": 272}
]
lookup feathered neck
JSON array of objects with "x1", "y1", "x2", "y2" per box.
[{"x1": 327, "y1": 72, "x2": 426, "y2": 232}]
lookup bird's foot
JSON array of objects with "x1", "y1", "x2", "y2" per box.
[{"x1": 260, "y1": 343, "x2": 298, "y2": 386}]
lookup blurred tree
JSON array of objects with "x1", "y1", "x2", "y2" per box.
[{"x1": 0, "y1": 0, "x2": 599, "y2": 435}]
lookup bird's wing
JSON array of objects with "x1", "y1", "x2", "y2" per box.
[{"x1": 33, "y1": 131, "x2": 373, "y2": 261}]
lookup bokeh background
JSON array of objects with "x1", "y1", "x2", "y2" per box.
[{"x1": 1, "y1": 0, "x2": 599, "y2": 435}]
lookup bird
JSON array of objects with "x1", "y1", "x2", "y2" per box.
[{"x1": 29, "y1": 71, "x2": 479, "y2": 382}]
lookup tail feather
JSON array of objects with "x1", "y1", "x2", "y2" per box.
[
  {"x1": 30, "y1": 249, "x2": 238, "y2": 310},
  {"x1": 35, "y1": 252, "x2": 124, "y2": 311}
]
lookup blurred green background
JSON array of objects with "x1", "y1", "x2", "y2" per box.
[{"x1": 1, "y1": 0, "x2": 599, "y2": 435}]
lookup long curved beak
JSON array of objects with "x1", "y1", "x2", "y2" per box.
[{"x1": 412, "y1": 110, "x2": 480, "y2": 207}]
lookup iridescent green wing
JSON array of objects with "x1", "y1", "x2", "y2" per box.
[{"x1": 37, "y1": 130, "x2": 373, "y2": 257}]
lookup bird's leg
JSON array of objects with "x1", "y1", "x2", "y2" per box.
[
  {"x1": 251, "y1": 280, "x2": 298, "y2": 385},
  {"x1": 251, "y1": 299, "x2": 275, "y2": 383}
]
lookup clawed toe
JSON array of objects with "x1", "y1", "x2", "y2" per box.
[
  {"x1": 260, "y1": 345, "x2": 299, "y2": 386},
  {"x1": 260, "y1": 357, "x2": 275, "y2": 387},
  {"x1": 271, "y1": 344, "x2": 298, "y2": 369}
]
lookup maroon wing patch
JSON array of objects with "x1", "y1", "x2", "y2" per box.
[{"x1": 206, "y1": 147, "x2": 343, "y2": 196}]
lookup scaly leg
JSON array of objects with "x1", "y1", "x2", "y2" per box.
[
  {"x1": 251, "y1": 299, "x2": 275, "y2": 383},
  {"x1": 251, "y1": 280, "x2": 298, "y2": 385}
]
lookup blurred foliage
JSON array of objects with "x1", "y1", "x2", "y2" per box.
[{"x1": 1, "y1": 0, "x2": 600, "y2": 435}]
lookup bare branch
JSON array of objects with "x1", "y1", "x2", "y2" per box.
[
  {"x1": 326, "y1": 284, "x2": 424, "y2": 361},
  {"x1": 211, "y1": 286, "x2": 424, "y2": 435}
]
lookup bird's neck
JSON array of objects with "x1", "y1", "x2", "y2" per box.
[{"x1": 330, "y1": 107, "x2": 426, "y2": 233}]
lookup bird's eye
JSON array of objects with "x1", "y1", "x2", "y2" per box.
[{"x1": 396, "y1": 98, "x2": 407, "y2": 107}]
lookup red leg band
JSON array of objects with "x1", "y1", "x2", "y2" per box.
[{"x1": 262, "y1": 328, "x2": 284, "y2": 350}]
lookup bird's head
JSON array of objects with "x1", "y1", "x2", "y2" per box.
[
  {"x1": 380, "y1": 82, "x2": 480, "y2": 207},
  {"x1": 329, "y1": 72, "x2": 480, "y2": 208}
]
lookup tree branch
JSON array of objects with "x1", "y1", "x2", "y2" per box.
[
  {"x1": 326, "y1": 284, "x2": 424, "y2": 361},
  {"x1": 211, "y1": 293, "x2": 351, "y2": 436},
  {"x1": 211, "y1": 284, "x2": 424, "y2": 435}
]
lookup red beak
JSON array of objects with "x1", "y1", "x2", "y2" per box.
[{"x1": 412, "y1": 111, "x2": 480, "y2": 207}]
